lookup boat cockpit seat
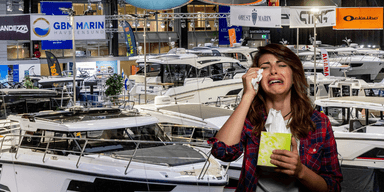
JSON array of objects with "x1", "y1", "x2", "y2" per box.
[{"x1": 349, "y1": 119, "x2": 365, "y2": 132}]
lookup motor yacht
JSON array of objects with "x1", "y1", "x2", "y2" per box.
[
  {"x1": 129, "y1": 54, "x2": 247, "y2": 104},
  {"x1": 0, "y1": 107, "x2": 228, "y2": 192}
]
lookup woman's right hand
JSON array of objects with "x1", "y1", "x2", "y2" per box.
[{"x1": 242, "y1": 67, "x2": 262, "y2": 98}]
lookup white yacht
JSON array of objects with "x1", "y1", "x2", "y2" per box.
[
  {"x1": 129, "y1": 54, "x2": 247, "y2": 104},
  {"x1": 188, "y1": 43, "x2": 258, "y2": 68},
  {"x1": 0, "y1": 108, "x2": 228, "y2": 192},
  {"x1": 134, "y1": 99, "x2": 243, "y2": 182},
  {"x1": 314, "y1": 97, "x2": 384, "y2": 169}
]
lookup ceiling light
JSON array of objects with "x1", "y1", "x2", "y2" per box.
[
  {"x1": 214, "y1": 20, "x2": 218, "y2": 28},
  {"x1": 169, "y1": 20, "x2": 174, "y2": 28},
  {"x1": 181, "y1": 20, "x2": 186, "y2": 28},
  {"x1": 132, "y1": 21, "x2": 136, "y2": 27},
  {"x1": 109, "y1": 21, "x2": 113, "y2": 28},
  {"x1": 87, "y1": 2, "x2": 92, "y2": 10},
  {"x1": 146, "y1": 22, "x2": 150, "y2": 27},
  {"x1": 97, "y1": 1, "x2": 102, "y2": 10},
  {"x1": 160, "y1": 22, "x2": 165, "y2": 28},
  {"x1": 190, "y1": 20, "x2": 194, "y2": 28},
  {"x1": 136, "y1": 21, "x2": 140, "y2": 27},
  {"x1": 205, "y1": 20, "x2": 210, "y2": 28},
  {"x1": 19, "y1": 0, "x2": 24, "y2": 11}
]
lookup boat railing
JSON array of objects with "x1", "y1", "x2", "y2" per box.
[{"x1": 0, "y1": 134, "x2": 214, "y2": 178}]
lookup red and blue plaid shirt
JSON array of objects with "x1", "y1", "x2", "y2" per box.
[{"x1": 208, "y1": 110, "x2": 343, "y2": 192}]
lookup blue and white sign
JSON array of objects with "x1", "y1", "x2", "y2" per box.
[
  {"x1": 41, "y1": 2, "x2": 72, "y2": 15},
  {"x1": 30, "y1": 15, "x2": 105, "y2": 40},
  {"x1": 42, "y1": 40, "x2": 73, "y2": 50}
]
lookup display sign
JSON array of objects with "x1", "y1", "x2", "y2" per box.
[
  {"x1": 41, "y1": 2, "x2": 72, "y2": 15},
  {"x1": 124, "y1": 0, "x2": 192, "y2": 10},
  {"x1": 333, "y1": 7, "x2": 383, "y2": 30},
  {"x1": 96, "y1": 61, "x2": 118, "y2": 74},
  {"x1": 228, "y1": 28, "x2": 236, "y2": 47},
  {"x1": 123, "y1": 21, "x2": 137, "y2": 57},
  {"x1": 320, "y1": 48, "x2": 330, "y2": 76},
  {"x1": 230, "y1": 6, "x2": 281, "y2": 28},
  {"x1": 249, "y1": 28, "x2": 270, "y2": 34},
  {"x1": 290, "y1": 6, "x2": 336, "y2": 28},
  {"x1": 76, "y1": 62, "x2": 97, "y2": 76},
  {"x1": 198, "y1": 0, "x2": 265, "y2": 5},
  {"x1": 218, "y1": 6, "x2": 242, "y2": 45},
  {"x1": 0, "y1": 65, "x2": 19, "y2": 83},
  {"x1": 30, "y1": 15, "x2": 105, "y2": 40},
  {"x1": 0, "y1": 15, "x2": 30, "y2": 40},
  {"x1": 41, "y1": 1, "x2": 73, "y2": 50}
]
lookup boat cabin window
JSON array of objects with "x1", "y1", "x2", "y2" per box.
[
  {"x1": 364, "y1": 88, "x2": 384, "y2": 97},
  {"x1": 136, "y1": 63, "x2": 161, "y2": 77},
  {"x1": 332, "y1": 88, "x2": 341, "y2": 97},
  {"x1": 169, "y1": 126, "x2": 217, "y2": 142},
  {"x1": 163, "y1": 64, "x2": 188, "y2": 86},
  {"x1": 210, "y1": 63, "x2": 224, "y2": 81},
  {"x1": 223, "y1": 53, "x2": 248, "y2": 62},
  {"x1": 352, "y1": 89, "x2": 359, "y2": 96},
  {"x1": 342, "y1": 85, "x2": 350, "y2": 96},
  {"x1": 250, "y1": 51, "x2": 257, "y2": 60},
  {"x1": 309, "y1": 84, "x2": 314, "y2": 96},
  {"x1": 198, "y1": 66, "x2": 209, "y2": 78}
]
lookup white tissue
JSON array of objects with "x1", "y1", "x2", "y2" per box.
[
  {"x1": 265, "y1": 108, "x2": 290, "y2": 133},
  {"x1": 251, "y1": 69, "x2": 263, "y2": 93}
]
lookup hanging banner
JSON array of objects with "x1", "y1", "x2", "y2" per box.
[
  {"x1": 320, "y1": 48, "x2": 330, "y2": 76},
  {"x1": 198, "y1": 0, "x2": 265, "y2": 5},
  {"x1": 333, "y1": 7, "x2": 383, "y2": 30},
  {"x1": 281, "y1": 7, "x2": 290, "y2": 26},
  {"x1": 219, "y1": 6, "x2": 242, "y2": 45},
  {"x1": 230, "y1": 6, "x2": 281, "y2": 28},
  {"x1": 290, "y1": 6, "x2": 336, "y2": 28},
  {"x1": 30, "y1": 15, "x2": 105, "y2": 40},
  {"x1": 123, "y1": 21, "x2": 137, "y2": 57},
  {"x1": 228, "y1": 28, "x2": 236, "y2": 47},
  {"x1": 0, "y1": 15, "x2": 30, "y2": 40},
  {"x1": 45, "y1": 51, "x2": 62, "y2": 76}
]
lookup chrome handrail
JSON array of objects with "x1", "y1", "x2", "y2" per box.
[{"x1": 124, "y1": 143, "x2": 140, "y2": 175}]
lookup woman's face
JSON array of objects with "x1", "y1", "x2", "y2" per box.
[{"x1": 258, "y1": 53, "x2": 293, "y2": 97}]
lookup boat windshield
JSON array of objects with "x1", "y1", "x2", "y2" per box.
[{"x1": 21, "y1": 123, "x2": 171, "y2": 155}]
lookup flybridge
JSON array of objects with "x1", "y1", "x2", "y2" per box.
[{"x1": 53, "y1": 22, "x2": 105, "y2": 30}]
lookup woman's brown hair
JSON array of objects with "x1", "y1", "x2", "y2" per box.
[{"x1": 248, "y1": 44, "x2": 315, "y2": 139}]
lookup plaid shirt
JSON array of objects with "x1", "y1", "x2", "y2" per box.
[{"x1": 208, "y1": 110, "x2": 343, "y2": 192}]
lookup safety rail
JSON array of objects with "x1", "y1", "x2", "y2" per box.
[{"x1": 0, "y1": 134, "x2": 215, "y2": 179}]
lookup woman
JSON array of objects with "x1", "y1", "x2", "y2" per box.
[{"x1": 209, "y1": 44, "x2": 342, "y2": 192}]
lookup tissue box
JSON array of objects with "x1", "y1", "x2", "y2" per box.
[{"x1": 257, "y1": 131, "x2": 292, "y2": 167}]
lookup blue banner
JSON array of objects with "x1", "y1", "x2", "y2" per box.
[
  {"x1": 41, "y1": 2, "x2": 73, "y2": 50},
  {"x1": 41, "y1": 2, "x2": 72, "y2": 15},
  {"x1": 123, "y1": 21, "x2": 137, "y2": 57},
  {"x1": 13, "y1": 65, "x2": 19, "y2": 83},
  {"x1": 218, "y1": 6, "x2": 243, "y2": 45},
  {"x1": 42, "y1": 40, "x2": 73, "y2": 50}
]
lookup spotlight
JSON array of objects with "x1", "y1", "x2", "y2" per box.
[
  {"x1": 136, "y1": 21, "x2": 140, "y2": 27},
  {"x1": 373, "y1": 45, "x2": 376, "y2": 48},
  {"x1": 19, "y1": 0, "x2": 24, "y2": 11},
  {"x1": 169, "y1": 20, "x2": 174, "y2": 28},
  {"x1": 360, "y1": 45, "x2": 364, "y2": 48},
  {"x1": 181, "y1": 20, "x2": 186, "y2": 28},
  {"x1": 109, "y1": 21, "x2": 113, "y2": 28},
  {"x1": 214, "y1": 19, "x2": 218, "y2": 28},
  {"x1": 6, "y1": 0, "x2": 12, "y2": 12},
  {"x1": 87, "y1": 2, "x2": 92, "y2": 10},
  {"x1": 190, "y1": 20, "x2": 194, "y2": 28},
  {"x1": 368, "y1": 45, "x2": 371, "y2": 48},
  {"x1": 132, "y1": 21, "x2": 136, "y2": 27},
  {"x1": 146, "y1": 21, "x2": 150, "y2": 27},
  {"x1": 160, "y1": 22, "x2": 165, "y2": 28},
  {"x1": 118, "y1": 21, "x2": 122, "y2": 27},
  {"x1": 97, "y1": 1, "x2": 102, "y2": 10},
  {"x1": 205, "y1": 20, "x2": 210, "y2": 28}
]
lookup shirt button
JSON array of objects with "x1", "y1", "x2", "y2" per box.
[{"x1": 313, "y1": 149, "x2": 316, "y2": 152}]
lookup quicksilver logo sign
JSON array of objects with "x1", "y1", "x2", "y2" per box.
[
  {"x1": 0, "y1": 25, "x2": 28, "y2": 33},
  {"x1": 343, "y1": 15, "x2": 378, "y2": 21}
]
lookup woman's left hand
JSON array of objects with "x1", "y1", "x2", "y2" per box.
[{"x1": 270, "y1": 137, "x2": 304, "y2": 178}]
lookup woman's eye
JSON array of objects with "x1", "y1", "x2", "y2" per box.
[
  {"x1": 261, "y1": 66, "x2": 269, "y2": 69},
  {"x1": 279, "y1": 64, "x2": 287, "y2": 67}
]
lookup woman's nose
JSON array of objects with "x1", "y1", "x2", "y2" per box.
[{"x1": 270, "y1": 65, "x2": 277, "y2": 74}]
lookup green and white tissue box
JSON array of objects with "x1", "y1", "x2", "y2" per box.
[{"x1": 257, "y1": 131, "x2": 292, "y2": 167}]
